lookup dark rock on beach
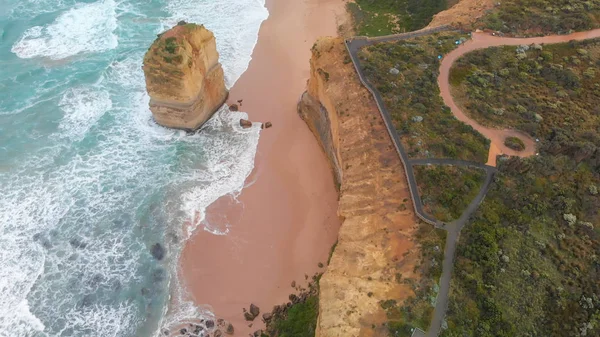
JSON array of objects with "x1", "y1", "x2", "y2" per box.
[
  {"x1": 240, "y1": 119, "x2": 252, "y2": 128},
  {"x1": 229, "y1": 104, "x2": 239, "y2": 111},
  {"x1": 249, "y1": 304, "x2": 260, "y2": 317},
  {"x1": 205, "y1": 319, "x2": 215, "y2": 329}
]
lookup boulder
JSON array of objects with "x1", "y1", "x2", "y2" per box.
[
  {"x1": 150, "y1": 243, "x2": 165, "y2": 261},
  {"x1": 205, "y1": 319, "x2": 215, "y2": 329},
  {"x1": 240, "y1": 119, "x2": 253, "y2": 128},
  {"x1": 225, "y1": 323, "x2": 234, "y2": 335},
  {"x1": 262, "y1": 312, "x2": 272, "y2": 322},
  {"x1": 229, "y1": 104, "x2": 239, "y2": 111},
  {"x1": 213, "y1": 329, "x2": 222, "y2": 337},
  {"x1": 249, "y1": 304, "x2": 260, "y2": 317},
  {"x1": 262, "y1": 122, "x2": 272, "y2": 129},
  {"x1": 143, "y1": 24, "x2": 228, "y2": 131},
  {"x1": 244, "y1": 311, "x2": 255, "y2": 321}
]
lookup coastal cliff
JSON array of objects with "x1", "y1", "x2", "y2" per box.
[
  {"x1": 143, "y1": 23, "x2": 228, "y2": 130},
  {"x1": 298, "y1": 38, "x2": 427, "y2": 336}
]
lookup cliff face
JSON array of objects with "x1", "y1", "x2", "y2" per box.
[
  {"x1": 143, "y1": 23, "x2": 228, "y2": 130},
  {"x1": 299, "y1": 38, "x2": 423, "y2": 337}
]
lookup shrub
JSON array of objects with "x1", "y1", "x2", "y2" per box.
[{"x1": 504, "y1": 136, "x2": 526, "y2": 151}]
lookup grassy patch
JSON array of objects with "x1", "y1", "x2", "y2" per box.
[
  {"x1": 450, "y1": 38, "x2": 600, "y2": 141},
  {"x1": 415, "y1": 165, "x2": 486, "y2": 222},
  {"x1": 348, "y1": 0, "x2": 448, "y2": 37},
  {"x1": 504, "y1": 136, "x2": 525, "y2": 151},
  {"x1": 359, "y1": 32, "x2": 489, "y2": 162},
  {"x1": 477, "y1": 0, "x2": 600, "y2": 35}
]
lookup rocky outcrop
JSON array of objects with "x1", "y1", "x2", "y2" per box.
[
  {"x1": 143, "y1": 23, "x2": 228, "y2": 130},
  {"x1": 299, "y1": 38, "x2": 424, "y2": 337}
]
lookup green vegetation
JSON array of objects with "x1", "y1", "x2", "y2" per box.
[
  {"x1": 415, "y1": 165, "x2": 486, "y2": 222},
  {"x1": 443, "y1": 38, "x2": 600, "y2": 337},
  {"x1": 443, "y1": 155, "x2": 600, "y2": 337},
  {"x1": 478, "y1": 0, "x2": 600, "y2": 35},
  {"x1": 450, "y1": 38, "x2": 600, "y2": 143},
  {"x1": 504, "y1": 136, "x2": 525, "y2": 151},
  {"x1": 360, "y1": 32, "x2": 489, "y2": 162},
  {"x1": 264, "y1": 276, "x2": 321, "y2": 337},
  {"x1": 348, "y1": 0, "x2": 448, "y2": 36},
  {"x1": 381, "y1": 224, "x2": 447, "y2": 335},
  {"x1": 271, "y1": 296, "x2": 319, "y2": 337}
]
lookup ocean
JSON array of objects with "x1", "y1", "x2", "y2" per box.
[{"x1": 0, "y1": 0, "x2": 268, "y2": 336}]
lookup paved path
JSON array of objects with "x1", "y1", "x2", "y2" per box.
[{"x1": 344, "y1": 26, "x2": 600, "y2": 337}]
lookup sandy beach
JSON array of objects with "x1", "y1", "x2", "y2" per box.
[{"x1": 179, "y1": 0, "x2": 347, "y2": 335}]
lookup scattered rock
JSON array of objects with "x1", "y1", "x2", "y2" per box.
[
  {"x1": 206, "y1": 319, "x2": 215, "y2": 329},
  {"x1": 244, "y1": 311, "x2": 255, "y2": 321},
  {"x1": 214, "y1": 329, "x2": 222, "y2": 337},
  {"x1": 318, "y1": 262, "x2": 324, "y2": 268},
  {"x1": 389, "y1": 67, "x2": 400, "y2": 75},
  {"x1": 225, "y1": 323, "x2": 234, "y2": 335},
  {"x1": 289, "y1": 294, "x2": 298, "y2": 303},
  {"x1": 261, "y1": 122, "x2": 272, "y2": 129},
  {"x1": 180, "y1": 328, "x2": 187, "y2": 335},
  {"x1": 411, "y1": 116, "x2": 423, "y2": 123},
  {"x1": 150, "y1": 243, "x2": 165, "y2": 261},
  {"x1": 262, "y1": 312, "x2": 272, "y2": 322},
  {"x1": 249, "y1": 304, "x2": 260, "y2": 318},
  {"x1": 291, "y1": 281, "x2": 296, "y2": 288},
  {"x1": 253, "y1": 330, "x2": 263, "y2": 337},
  {"x1": 229, "y1": 104, "x2": 239, "y2": 111},
  {"x1": 237, "y1": 99, "x2": 243, "y2": 106},
  {"x1": 240, "y1": 119, "x2": 253, "y2": 128}
]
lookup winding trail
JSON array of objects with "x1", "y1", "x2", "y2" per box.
[
  {"x1": 344, "y1": 26, "x2": 600, "y2": 337},
  {"x1": 438, "y1": 28, "x2": 600, "y2": 166}
]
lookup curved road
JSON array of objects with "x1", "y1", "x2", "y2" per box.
[
  {"x1": 345, "y1": 27, "x2": 600, "y2": 337},
  {"x1": 438, "y1": 28, "x2": 600, "y2": 166}
]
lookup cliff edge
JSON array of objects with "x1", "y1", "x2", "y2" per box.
[
  {"x1": 299, "y1": 38, "x2": 425, "y2": 337},
  {"x1": 143, "y1": 23, "x2": 228, "y2": 130}
]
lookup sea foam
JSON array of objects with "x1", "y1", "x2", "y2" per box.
[
  {"x1": 2, "y1": 0, "x2": 269, "y2": 335},
  {"x1": 11, "y1": 0, "x2": 118, "y2": 60}
]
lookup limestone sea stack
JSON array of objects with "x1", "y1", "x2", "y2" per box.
[{"x1": 143, "y1": 22, "x2": 228, "y2": 130}]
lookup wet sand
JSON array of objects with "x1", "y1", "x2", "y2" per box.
[
  {"x1": 179, "y1": 0, "x2": 346, "y2": 335},
  {"x1": 438, "y1": 29, "x2": 600, "y2": 166}
]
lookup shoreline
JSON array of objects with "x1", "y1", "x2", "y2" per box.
[{"x1": 179, "y1": 0, "x2": 347, "y2": 335}]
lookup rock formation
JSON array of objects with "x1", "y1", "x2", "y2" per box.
[
  {"x1": 143, "y1": 23, "x2": 228, "y2": 130},
  {"x1": 298, "y1": 38, "x2": 424, "y2": 337}
]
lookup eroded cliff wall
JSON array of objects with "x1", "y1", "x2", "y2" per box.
[
  {"x1": 143, "y1": 23, "x2": 228, "y2": 130},
  {"x1": 298, "y1": 38, "x2": 423, "y2": 337}
]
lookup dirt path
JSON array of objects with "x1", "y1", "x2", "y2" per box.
[{"x1": 438, "y1": 28, "x2": 600, "y2": 166}]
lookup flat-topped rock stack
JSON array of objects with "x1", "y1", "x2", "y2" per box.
[{"x1": 143, "y1": 22, "x2": 228, "y2": 130}]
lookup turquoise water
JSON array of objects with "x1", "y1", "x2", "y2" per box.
[{"x1": 0, "y1": 0, "x2": 267, "y2": 336}]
